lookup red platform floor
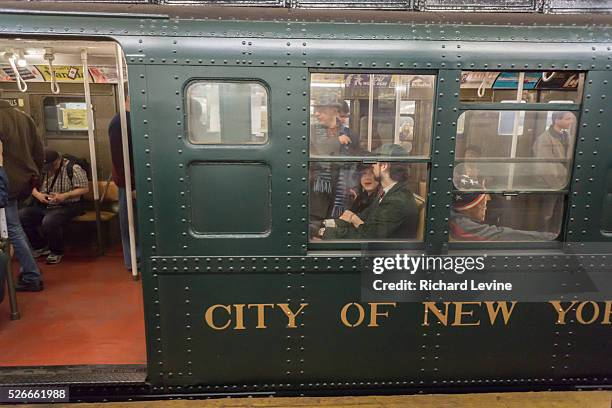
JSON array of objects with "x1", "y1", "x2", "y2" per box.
[{"x1": 0, "y1": 245, "x2": 146, "y2": 367}]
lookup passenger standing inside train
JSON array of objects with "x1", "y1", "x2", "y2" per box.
[
  {"x1": 0, "y1": 141, "x2": 11, "y2": 303},
  {"x1": 320, "y1": 144, "x2": 418, "y2": 240},
  {"x1": 450, "y1": 175, "x2": 557, "y2": 241},
  {"x1": 532, "y1": 111, "x2": 575, "y2": 231},
  {"x1": 20, "y1": 149, "x2": 89, "y2": 265},
  {"x1": 309, "y1": 95, "x2": 359, "y2": 237},
  {"x1": 108, "y1": 86, "x2": 138, "y2": 271},
  {"x1": 0, "y1": 99, "x2": 44, "y2": 292}
]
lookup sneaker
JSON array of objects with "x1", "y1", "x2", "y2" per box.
[
  {"x1": 15, "y1": 280, "x2": 44, "y2": 292},
  {"x1": 32, "y1": 247, "x2": 51, "y2": 258},
  {"x1": 46, "y1": 253, "x2": 63, "y2": 265}
]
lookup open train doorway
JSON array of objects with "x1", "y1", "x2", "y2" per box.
[{"x1": 0, "y1": 38, "x2": 145, "y2": 375}]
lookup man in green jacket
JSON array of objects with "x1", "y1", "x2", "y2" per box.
[
  {"x1": 321, "y1": 144, "x2": 418, "y2": 240},
  {"x1": 0, "y1": 99, "x2": 44, "y2": 292}
]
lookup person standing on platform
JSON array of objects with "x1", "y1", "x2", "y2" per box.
[
  {"x1": 108, "y1": 86, "x2": 138, "y2": 271},
  {"x1": 0, "y1": 99, "x2": 44, "y2": 292}
]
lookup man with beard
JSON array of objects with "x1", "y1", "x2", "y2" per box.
[{"x1": 320, "y1": 144, "x2": 418, "y2": 240}]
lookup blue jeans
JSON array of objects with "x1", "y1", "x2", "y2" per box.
[
  {"x1": 118, "y1": 188, "x2": 139, "y2": 270},
  {"x1": 6, "y1": 199, "x2": 41, "y2": 283}
]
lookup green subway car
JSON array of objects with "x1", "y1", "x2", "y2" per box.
[{"x1": 0, "y1": 2, "x2": 610, "y2": 401}]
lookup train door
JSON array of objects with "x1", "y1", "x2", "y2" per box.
[
  {"x1": 0, "y1": 39, "x2": 145, "y2": 376},
  {"x1": 142, "y1": 65, "x2": 309, "y2": 382},
  {"x1": 144, "y1": 66, "x2": 307, "y2": 256}
]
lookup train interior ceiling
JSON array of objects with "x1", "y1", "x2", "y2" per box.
[{"x1": 0, "y1": 39, "x2": 146, "y2": 369}]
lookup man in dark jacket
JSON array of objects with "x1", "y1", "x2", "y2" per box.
[
  {"x1": 108, "y1": 88, "x2": 138, "y2": 271},
  {"x1": 0, "y1": 100, "x2": 44, "y2": 292},
  {"x1": 0, "y1": 141, "x2": 10, "y2": 302},
  {"x1": 321, "y1": 144, "x2": 418, "y2": 240}
]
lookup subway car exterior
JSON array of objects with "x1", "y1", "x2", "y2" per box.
[{"x1": 0, "y1": 1, "x2": 611, "y2": 401}]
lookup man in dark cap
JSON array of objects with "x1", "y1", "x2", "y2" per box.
[
  {"x1": 450, "y1": 175, "x2": 557, "y2": 241},
  {"x1": 20, "y1": 149, "x2": 89, "y2": 264},
  {"x1": 321, "y1": 144, "x2": 418, "y2": 240},
  {"x1": 0, "y1": 98, "x2": 44, "y2": 291}
]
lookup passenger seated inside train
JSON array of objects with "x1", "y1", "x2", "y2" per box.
[
  {"x1": 318, "y1": 144, "x2": 418, "y2": 240},
  {"x1": 349, "y1": 164, "x2": 381, "y2": 214},
  {"x1": 449, "y1": 175, "x2": 557, "y2": 242},
  {"x1": 20, "y1": 149, "x2": 89, "y2": 264}
]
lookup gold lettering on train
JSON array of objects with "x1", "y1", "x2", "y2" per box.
[
  {"x1": 234, "y1": 304, "x2": 246, "y2": 330},
  {"x1": 422, "y1": 302, "x2": 451, "y2": 326},
  {"x1": 484, "y1": 301, "x2": 517, "y2": 325},
  {"x1": 422, "y1": 302, "x2": 517, "y2": 327},
  {"x1": 451, "y1": 302, "x2": 481, "y2": 326},
  {"x1": 340, "y1": 303, "x2": 365, "y2": 327},
  {"x1": 204, "y1": 304, "x2": 232, "y2": 330},
  {"x1": 368, "y1": 303, "x2": 396, "y2": 327},
  {"x1": 549, "y1": 301, "x2": 578, "y2": 324},
  {"x1": 603, "y1": 301, "x2": 612, "y2": 325},
  {"x1": 277, "y1": 303, "x2": 308, "y2": 328},
  {"x1": 203, "y1": 303, "x2": 309, "y2": 330},
  {"x1": 575, "y1": 301, "x2": 599, "y2": 324},
  {"x1": 549, "y1": 301, "x2": 612, "y2": 325},
  {"x1": 340, "y1": 302, "x2": 397, "y2": 328},
  {"x1": 247, "y1": 304, "x2": 275, "y2": 329}
]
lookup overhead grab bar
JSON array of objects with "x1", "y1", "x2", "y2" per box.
[
  {"x1": 542, "y1": 71, "x2": 556, "y2": 82},
  {"x1": 8, "y1": 54, "x2": 27, "y2": 92},
  {"x1": 45, "y1": 49, "x2": 60, "y2": 94}
]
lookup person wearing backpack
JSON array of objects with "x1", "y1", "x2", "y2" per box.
[{"x1": 19, "y1": 149, "x2": 89, "y2": 264}]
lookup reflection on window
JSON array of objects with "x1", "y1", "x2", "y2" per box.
[
  {"x1": 187, "y1": 82, "x2": 268, "y2": 144},
  {"x1": 309, "y1": 162, "x2": 427, "y2": 242},
  {"x1": 460, "y1": 71, "x2": 584, "y2": 104},
  {"x1": 454, "y1": 110, "x2": 576, "y2": 191},
  {"x1": 310, "y1": 73, "x2": 434, "y2": 157},
  {"x1": 450, "y1": 186, "x2": 561, "y2": 242}
]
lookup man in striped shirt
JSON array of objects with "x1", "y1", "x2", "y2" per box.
[{"x1": 19, "y1": 149, "x2": 89, "y2": 264}]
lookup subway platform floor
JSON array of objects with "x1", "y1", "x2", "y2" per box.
[{"x1": 20, "y1": 391, "x2": 612, "y2": 408}]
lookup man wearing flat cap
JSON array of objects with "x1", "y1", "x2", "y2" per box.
[
  {"x1": 309, "y1": 95, "x2": 360, "y2": 236},
  {"x1": 321, "y1": 144, "x2": 418, "y2": 240}
]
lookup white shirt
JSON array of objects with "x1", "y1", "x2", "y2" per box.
[{"x1": 380, "y1": 181, "x2": 397, "y2": 202}]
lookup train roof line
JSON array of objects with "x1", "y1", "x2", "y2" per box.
[{"x1": 0, "y1": 1, "x2": 610, "y2": 26}]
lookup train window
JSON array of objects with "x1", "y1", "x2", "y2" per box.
[
  {"x1": 309, "y1": 73, "x2": 434, "y2": 158},
  {"x1": 460, "y1": 71, "x2": 585, "y2": 104},
  {"x1": 309, "y1": 162, "x2": 428, "y2": 241},
  {"x1": 43, "y1": 96, "x2": 89, "y2": 138},
  {"x1": 308, "y1": 72, "x2": 434, "y2": 243},
  {"x1": 454, "y1": 110, "x2": 577, "y2": 191},
  {"x1": 451, "y1": 109, "x2": 577, "y2": 242},
  {"x1": 186, "y1": 81, "x2": 268, "y2": 144}
]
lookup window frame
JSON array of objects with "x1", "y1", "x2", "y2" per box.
[
  {"x1": 449, "y1": 100, "x2": 582, "y2": 248},
  {"x1": 184, "y1": 79, "x2": 271, "y2": 146},
  {"x1": 307, "y1": 69, "x2": 437, "y2": 251}
]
